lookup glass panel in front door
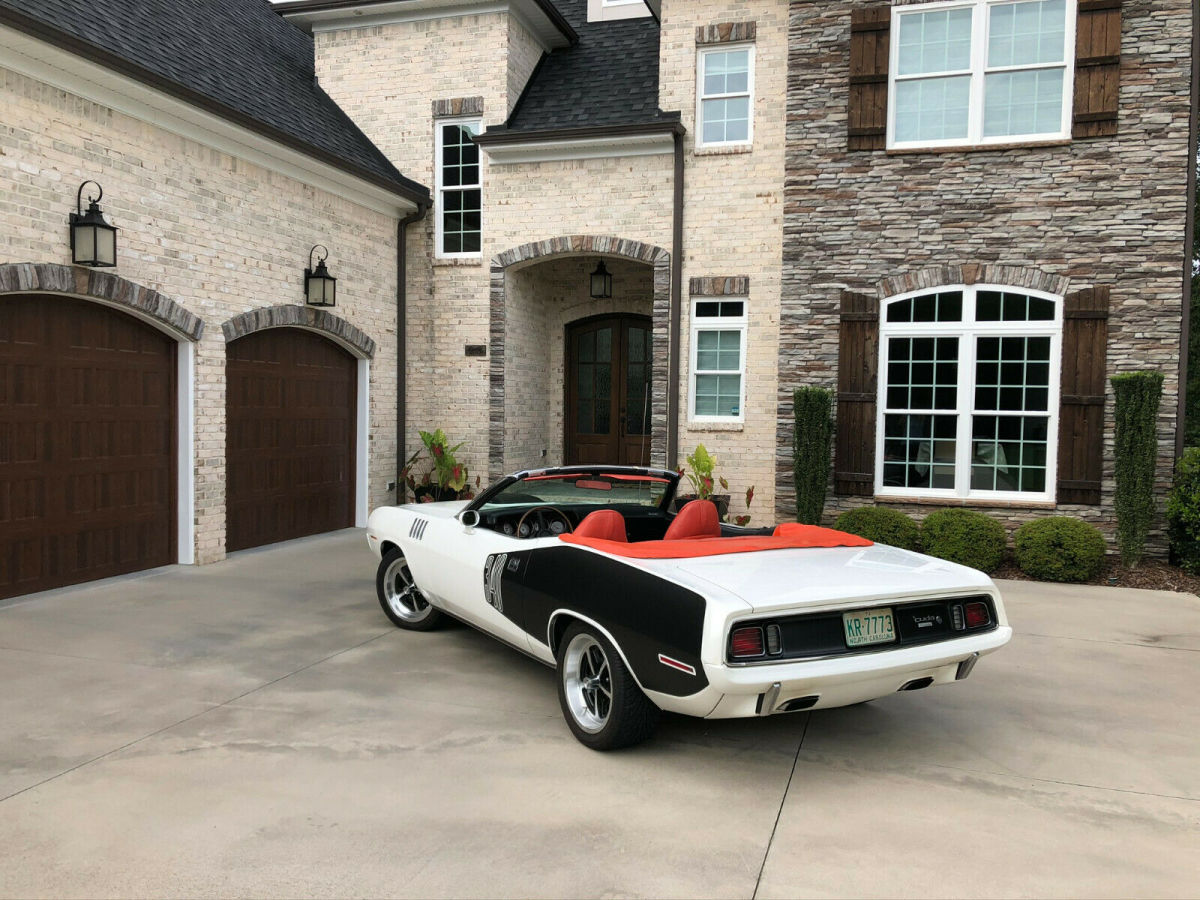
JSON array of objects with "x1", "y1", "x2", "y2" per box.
[
  {"x1": 626, "y1": 325, "x2": 651, "y2": 436},
  {"x1": 576, "y1": 326, "x2": 613, "y2": 435}
]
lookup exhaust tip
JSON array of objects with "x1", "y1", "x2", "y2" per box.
[
  {"x1": 899, "y1": 676, "x2": 934, "y2": 692},
  {"x1": 778, "y1": 695, "x2": 819, "y2": 712}
]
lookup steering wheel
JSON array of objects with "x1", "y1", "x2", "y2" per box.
[{"x1": 516, "y1": 505, "x2": 573, "y2": 539}]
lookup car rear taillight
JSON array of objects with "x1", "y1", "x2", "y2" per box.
[
  {"x1": 964, "y1": 601, "x2": 991, "y2": 629},
  {"x1": 731, "y1": 626, "x2": 765, "y2": 658}
]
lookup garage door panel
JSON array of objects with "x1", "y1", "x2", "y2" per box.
[
  {"x1": 226, "y1": 327, "x2": 356, "y2": 552},
  {"x1": 0, "y1": 295, "x2": 176, "y2": 599}
]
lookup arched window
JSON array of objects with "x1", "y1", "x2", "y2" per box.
[{"x1": 877, "y1": 285, "x2": 1061, "y2": 501}]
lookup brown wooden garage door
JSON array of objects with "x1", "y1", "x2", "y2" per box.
[
  {"x1": 0, "y1": 294, "x2": 177, "y2": 600},
  {"x1": 226, "y1": 327, "x2": 356, "y2": 552}
]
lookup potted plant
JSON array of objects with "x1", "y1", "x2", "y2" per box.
[
  {"x1": 401, "y1": 429, "x2": 476, "y2": 502},
  {"x1": 675, "y1": 443, "x2": 754, "y2": 525}
]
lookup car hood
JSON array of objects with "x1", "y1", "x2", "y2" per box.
[{"x1": 659, "y1": 544, "x2": 995, "y2": 613}]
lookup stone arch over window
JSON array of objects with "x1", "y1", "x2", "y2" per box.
[
  {"x1": 221, "y1": 305, "x2": 376, "y2": 359},
  {"x1": 0, "y1": 263, "x2": 203, "y2": 340},
  {"x1": 489, "y1": 236, "x2": 671, "y2": 480},
  {"x1": 875, "y1": 264, "x2": 1071, "y2": 301}
]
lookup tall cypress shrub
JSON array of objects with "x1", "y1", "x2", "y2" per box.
[
  {"x1": 1111, "y1": 371, "x2": 1164, "y2": 567},
  {"x1": 793, "y1": 386, "x2": 833, "y2": 524}
]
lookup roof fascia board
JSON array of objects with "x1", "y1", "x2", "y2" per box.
[
  {"x1": 644, "y1": 0, "x2": 661, "y2": 22},
  {"x1": 279, "y1": 0, "x2": 576, "y2": 49},
  {"x1": 479, "y1": 132, "x2": 675, "y2": 164},
  {"x1": 0, "y1": 24, "x2": 424, "y2": 217}
]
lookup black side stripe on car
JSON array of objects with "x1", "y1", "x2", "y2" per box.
[{"x1": 408, "y1": 518, "x2": 429, "y2": 540}]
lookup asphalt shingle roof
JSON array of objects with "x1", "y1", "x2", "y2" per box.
[
  {"x1": 0, "y1": 0, "x2": 427, "y2": 203},
  {"x1": 498, "y1": 0, "x2": 675, "y2": 134}
]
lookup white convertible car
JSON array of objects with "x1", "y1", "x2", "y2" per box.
[{"x1": 366, "y1": 466, "x2": 1012, "y2": 750}]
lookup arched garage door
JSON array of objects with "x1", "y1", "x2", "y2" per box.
[
  {"x1": 226, "y1": 327, "x2": 356, "y2": 552},
  {"x1": 0, "y1": 295, "x2": 177, "y2": 599}
]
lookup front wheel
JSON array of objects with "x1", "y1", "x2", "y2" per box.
[
  {"x1": 376, "y1": 547, "x2": 442, "y2": 631},
  {"x1": 556, "y1": 624, "x2": 659, "y2": 750}
]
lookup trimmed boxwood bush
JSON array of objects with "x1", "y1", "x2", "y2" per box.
[
  {"x1": 1014, "y1": 517, "x2": 1106, "y2": 583},
  {"x1": 835, "y1": 507, "x2": 920, "y2": 551},
  {"x1": 1166, "y1": 447, "x2": 1200, "y2": 574},
  {"x1": 793, "y1": 387, "x2": 834, "y2": 525},
  {"x1": 1112, "y1": 371, "x2": 1164, "y2": 567},
  {"x1": 920, "y1": 509, "x2": 1006, "y2": 573}
]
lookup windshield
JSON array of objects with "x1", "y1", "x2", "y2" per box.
[{"x1": 479, "y1": 472, "x2": 672, "y2": 511}]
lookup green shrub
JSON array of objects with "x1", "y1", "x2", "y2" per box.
[
  {"x1": 1014, "y1": 517, "x2": 1107, "y2": 583},
  {"x1": 793, "y1": 387, "x2": 833, "y2": 525},
  {"x1": 1112, "y1": 372, "x2": 1164, "y2": 567},
  {"x1": 835, "y1": 507, "x2": 920, "y2": 551},
  {"x1": 1166, "y1": 447, "x2": 1200, "y2": 574},
  {"x1": 920, "y1": 509, "x2": 1007, "y2": 573}
]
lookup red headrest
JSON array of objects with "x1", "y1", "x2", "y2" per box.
[
  {"x1": 573, "y1": 509, "x2": 628, "y2": 543},
  {"x1": 663, "y1": 499, "x2": 721, "y2": 541}
]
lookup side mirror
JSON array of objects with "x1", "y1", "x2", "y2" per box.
[{"x1": 461, "y1": 509, "x2": 480, "y2": 529}]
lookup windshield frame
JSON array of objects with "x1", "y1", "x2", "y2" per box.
[{"x1": 465, "y1": 466, "x2": 680, "y2": 516}]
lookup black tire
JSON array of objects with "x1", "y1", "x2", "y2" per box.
[
  {"x1": 556, "y1": 623, "x2": 659, "y2": 750},
  {"x1": 376, "y1": 547, "x2": 443, "y2": 631}
]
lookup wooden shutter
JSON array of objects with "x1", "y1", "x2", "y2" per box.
[
  {"x1": 848, "y1": 7, "x2": 890, "y2": 151},
  {"x1": 1057, "y1": 286, "x2": 1110, "y2": 504},
  {"x1": 836, "y1": 291, "x2": 880, "y2": 495},
  {"x1": 1073, "y1": 0, "x2": 1122, "y2": 139}
]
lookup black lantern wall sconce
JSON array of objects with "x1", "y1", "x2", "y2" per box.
[
  {"x1": 69, "y1": 180, "x2": 118, "y2": 268},
  {"x1": 305, "y1": 245, "x2": 337, "y2": 307},
  {"x1": 590, "y1": 259, "x2": 613, "y2": 299}
]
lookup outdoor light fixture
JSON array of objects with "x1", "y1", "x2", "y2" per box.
[
  {"x1": 590, "y1": 260, "x2": 613, "y2": 299},
  {"x1": 69, "y1": 180, "x2": 117, "y2": 267},
  {"x1": 305, "y1": 245, "x2": 337, "y2": 307}
]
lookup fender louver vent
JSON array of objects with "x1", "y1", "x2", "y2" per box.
[
  {"x1": 483, "y1": 553, "x2": 507, "y2": 612},
  {"x1": 409, "y1": 518, "x2": 429, "y2": 540}
]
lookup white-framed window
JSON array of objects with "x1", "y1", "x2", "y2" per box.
[
  {"x1": 689, "y1": 298, "x2": 747, "y2": 422},
  {"x1": 697, "y1": 44, "x2": 755, "y2": 147},
  {"x1": 435, "y1": 118, "x2": 482, "y2": 257},
  {"x1": 587, "y1": 0, "x2": 651, "y2": 21},
  {"x1": 877, "y1": 285, "x2": 1062, "y2": 502},
  {"x1": 888, "y1": 0, "x2": 1076, "y2": 149}
]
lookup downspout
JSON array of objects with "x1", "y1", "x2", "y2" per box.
[
  {"x1": 1176, "y1": 2, "x2": 1199, "y2": 460},
  {"x1": 667, "y1": 127, "x2": 685, "y2": 470},
  {"x1": 397, "y1": 201, "x2": 429, "y2": 502}
]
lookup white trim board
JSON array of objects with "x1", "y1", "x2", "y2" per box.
[
  {"x1": 177, "y1": 341, "x2": 196, "y2": 565},
  {"x1": 0, "y1": 24, "x2": 421, "y2": 218},
  {"x1": 480, "y1": 132, "x2": 675, "y2": 164}
]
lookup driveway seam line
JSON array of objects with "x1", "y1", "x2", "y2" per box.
[
  {"x1": 752, "y1": 714, "x2": 810, "y2": 900},
  {"x1": 1019, "y1": 632, "x2": 1199, "y2": 652},
  {"x1": 0, "y1": 629, "x2": 395, "y2": 806}
]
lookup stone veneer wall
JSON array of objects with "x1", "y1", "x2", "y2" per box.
[
  {"x1": 0, "y1": 66, "x2": 400, "y2": 563},
  {"x1": 780, "y1": 0, "x2": 1192, "y2": 550},
  {"x1": 659, "y1": 0, "x2": 788, "y2": 524}
]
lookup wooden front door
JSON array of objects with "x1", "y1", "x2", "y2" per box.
[
  {"x1": 0, "y1": 295, "x2": 177, "y2": 599},
  {"x1": 226, "y1": 328, "x2": 356, "y2": 552},
  {"x1": 565, "y1": 315, "x2": 652, "y2": 466}
]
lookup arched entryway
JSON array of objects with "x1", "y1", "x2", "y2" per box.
[
  {"x1": 225, "y1": 326, "x2": 360, "y2": 552},
  {"x1": 0, "y1": 294, "x2": 178, "y2": 598},
  {"x1": 565, "y1": 314, "x2": 653, "y2": 466}
]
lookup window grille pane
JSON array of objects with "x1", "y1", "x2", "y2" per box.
[
  {"x1": 971, "y1": 414, "x2": 1049, "y2": 492},
  {"x1": 887, "y1": 290, "x2": 964, "y2": 323},
  {"x1": 883, "y1": 414, "x2": 958, "y2": 489},
  {"x1": 702, "y1": 97, "x2": 750, "y2": 143},
  {"x1": 696, "y1": 301, "x2": 721, "y2": 317},
  {"x1": 895, "y1": 76, "x2": 971, "y2": 142},
  {"x1": 695, "y1": 373, "x2": 741, "y2": 417},
  {"x1": 704, "y1": 50, "x2": 750, "y2": 95},
  {"x1": 988, "y1": 0, "x2": 1066, "y2": 67},
  {"x1": 984, "y1": 68, "x2": 1064, "y2": 137},
  {"x1": 974, "y1": 336, "x2": 1052, "y2": 413},
  {"x1": 886, "y1": 337, "x2": 959, "y2": 411},
  {"x1": 897, "y1": 7, "x2": 973, "y2": 76},
  {"x1": 697, "y1": 329, "x2": 741, "y2": 372}
]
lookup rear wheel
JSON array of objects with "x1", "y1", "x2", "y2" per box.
[
  {"x1": 556, "y1": 623, "x2": 659, "y2": 750},
  {"x1": 376, "y1": 547, "x2": 442, "y2": 631}
]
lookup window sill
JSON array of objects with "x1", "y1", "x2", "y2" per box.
[
  {"x1": 433, "y1": 257, "x2": 484, "y2": 268},
  {"x1": 874, "y1": 494, "x2": 1057, "y2": 511},
  {"x1": 686, "y1": 421, "x2": 744, "y2": 432},
  {"x1": 886, "y1": 138, "x2": 1072, "y2": 156},
  {"x1": 694, "y1": 143, "x2": 753, "y2": 157}
]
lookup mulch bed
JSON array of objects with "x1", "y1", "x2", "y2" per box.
[{"x1": 992, "y1": 556, "x2": 1200, "y2": 594}]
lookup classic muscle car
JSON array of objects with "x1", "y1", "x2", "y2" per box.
[{"x1": 366, "y1": 466, "x2": 1012, "y2": 750}]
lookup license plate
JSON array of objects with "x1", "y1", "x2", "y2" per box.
[{"x1": 843, "y1": 608, "x2": 896, "y2": 648}]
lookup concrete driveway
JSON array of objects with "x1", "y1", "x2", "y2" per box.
[{"x1": 0, "y1": 531, "x2": 1196, "y2": 899}]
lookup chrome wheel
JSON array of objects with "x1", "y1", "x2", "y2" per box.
[
  {"x1": 562, "y1": 633, "x2": 613, "y2": 734},
  {"x1": 382, "y1": 553, "x2": 432, "y2": 623}
]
